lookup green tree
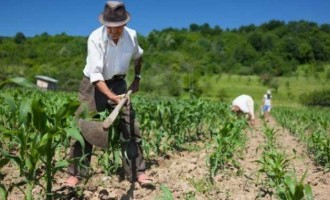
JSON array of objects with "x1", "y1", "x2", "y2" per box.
[{"x1": 14, "y1": 32, "x2": 26, "y2": 44}]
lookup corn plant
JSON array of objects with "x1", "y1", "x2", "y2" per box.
[
  {"x1": 273, "y1": 107, "x2": 330, "y2": 171},
  {"x1": 209, "y1": 118, "x2": 246, "y2": 179},
  {"x1": 181, "y1": 99, "x2": 206, "y2": 140},
  {"x1": 256, "y1": 150, "x2": 290, "y2": 187},
  {"x1": 308, "y1": 131, "x2": 330, "y2": 171},
  {"x1": 263, "y1": 125, "x2": 278, "y2": 150},
  {"x1": 277, "y1": 170, "x2": 313, "y2": 200},
  {"x1": 257, "y1": 118, "x2": 313, "y2": 199},
  {"x1": 97, "y1": 122, "x2": 122, "y2": 176},
  {"x1": 0, "y1": 90, "x2": 82, "y2": 199},
  {"x1": 135, "y1": 97, "x2": 230, "y2": 156}
]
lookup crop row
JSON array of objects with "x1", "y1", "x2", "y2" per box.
[
  {"x1": 0, "y1": 89, "x2": 247, "y2": 199},
  {"x1": 272, "y1": 107, "x2": 330, "y2": 171}
]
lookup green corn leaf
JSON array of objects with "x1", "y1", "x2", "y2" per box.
[
  {"x1": 38, "y1": 133, "x2": 52, "y2": 152},
  {"x1": 0, "y1": 94, "x2": 16, "y2": 113},
  {"x1": 1, "y1": 151, "x2": 22, "y2": 167},
  {"x1": 300, "y1": 169, "x2": 308, "y2": 184},
  {"x1": 0, "y1": 184, "x2": 7, "y2": 200},
  {"x1": 0, "y1": 125, "x2": 13, "y2": 139},
  {"x1": 284, "y1": 176, "x2": 296, "y2": 195},
  {"x1": 9, "y1": 77, "x2": 36, "y2": 88},
  {"x1": 54, "y1": 160, "x2": 69, "y2": 172},
  {"x1": 304, "y1": 185, "x2": 313, "y2": 200},
  {"x1": 65, "y1": 127, "x2": 85, "y2": 150},
  {"x1": 0, "y1": 80, "x2": 9, "y2": 89},
  {"x1": 18, "y1": 98, "x2": 32, "y2": 125},
  {"x1": 55, "y1": 99, "x2": 80, "y2": 122},
  {"x1": 294, "y1": 184, "x2": 305, "y2": 199},
  {"x1": 31, "y1": 98, "x2": 48, "y2": 133},
  {"x1": 25, "y1": 158, "x2": 33, "y2": 171}
]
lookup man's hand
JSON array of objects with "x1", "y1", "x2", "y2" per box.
[
  {"x1": 95, "y1": 80, "x2": 124, "y2": 104},
  {"x1": 249, "y1": 118, "x2": 256, "y2": 127},
  {"x1": 108, "y1": 94, "x2": 125, "y2": 105}
]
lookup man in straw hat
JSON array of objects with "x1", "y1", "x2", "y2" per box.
[{"x1": 66, "y1": 1, "x2": 152, "y2": 187}]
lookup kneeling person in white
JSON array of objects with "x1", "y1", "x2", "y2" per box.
[{"x1": 231, "y1": 94, "x2": 255, "y2": 125}]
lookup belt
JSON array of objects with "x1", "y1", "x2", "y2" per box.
[{"x1": 105, "y1": 74, "x2": 126, "y2": 82}]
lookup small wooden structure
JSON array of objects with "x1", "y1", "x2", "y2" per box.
[{"x1": 35, "y1": 75, "x2": 58, "y2": 90}]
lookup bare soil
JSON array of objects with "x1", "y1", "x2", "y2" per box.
[{"x1": 2, "y1": 116, "x2": 330, "y2": 200}]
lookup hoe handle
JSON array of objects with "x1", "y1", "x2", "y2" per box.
[{"x1": 102, "y1": 90, "x2": 132, "y2": 128}]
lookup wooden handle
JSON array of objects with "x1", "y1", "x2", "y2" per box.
[{"x1": 102, "y1": 90, "x2": 132, "y2": 128}]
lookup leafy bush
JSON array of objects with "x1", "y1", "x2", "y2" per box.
[{"x1": 299, "y1": 89, "x2": 330, "y2": 107}]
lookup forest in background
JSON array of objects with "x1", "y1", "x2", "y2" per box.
[{"x1": 0, "y1": 20, "x2": 330, "y2": 98}]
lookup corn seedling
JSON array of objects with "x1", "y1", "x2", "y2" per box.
[
  {"x1": 209, "y1": 119, "x2": 246, "y2": 180},
  {"x1": 277, "y1": 170, "x2": 313, "y2": 200},
  {"x1": 256, "y1": 150, "x2": 291, "y2": 187}
]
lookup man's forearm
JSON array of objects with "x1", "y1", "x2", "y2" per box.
[
  {"x1": 134, "y1": 57, "x2": 142, "y2": 76},
  {"x1": 129, "y1": 57, "x2": 142, "y2": 92},
  {"x1": 248, "y1": 112, "x2": 255, "y2": 120},
  {"x1": 95, "y1": 81, "x2": 115, "y2": 100}
]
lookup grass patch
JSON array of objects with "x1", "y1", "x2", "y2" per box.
[{"x1": 196, "y1": 74, "x2": 330, "y2": 107}]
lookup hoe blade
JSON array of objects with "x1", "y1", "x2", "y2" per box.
[{"x1": 78, "y1": 119, "x2": 109, "y2": 149}]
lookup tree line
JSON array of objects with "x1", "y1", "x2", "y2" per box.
[{"x1": 0, "y1": 20, "x2": 330, "y2": 94}]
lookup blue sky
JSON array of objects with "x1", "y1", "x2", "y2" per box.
[{"x1": 1, "y1": 0, "x2": 329, "y2": 37}]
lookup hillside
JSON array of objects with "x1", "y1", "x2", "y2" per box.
[{"x1": 1, "y1": 20, "x2": 330, "y2": 102}]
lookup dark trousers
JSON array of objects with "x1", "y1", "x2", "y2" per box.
[{"x1": 68, "y1": 76, "x2": 146, "y2": 181}]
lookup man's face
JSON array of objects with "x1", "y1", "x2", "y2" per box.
[{"x1": 106, "y1": 25, "x2": 125, "y2": 40}]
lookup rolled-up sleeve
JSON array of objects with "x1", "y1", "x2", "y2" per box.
[{"x1": 86, "y1": 37, "x2": 104, "y2": 83}]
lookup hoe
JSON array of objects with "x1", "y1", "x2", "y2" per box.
[{"x1": 77, "y1": 90, "x2": 132, "y2": 149}]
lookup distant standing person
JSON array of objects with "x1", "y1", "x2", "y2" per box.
[
  {"x1": 262, "y1": 89, "x2": 272, "y2": 121},
  {"x1": 231, "y1": 94, "x2": 255, "y2": 126},
  {"x1": 66, "y1": 1, "x2": 152, "y2": 187}
]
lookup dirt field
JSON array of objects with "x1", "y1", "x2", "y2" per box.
[{"x1": 2, "y1": 116, "x2": 330, "y2": 200}]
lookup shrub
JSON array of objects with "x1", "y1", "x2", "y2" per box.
[{"x1": 299, "y1": 89, "x2": 330, "y2": 107}]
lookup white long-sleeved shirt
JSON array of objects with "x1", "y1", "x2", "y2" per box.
[
  {"x1": 232, "y1": 94, "x2": 255, "y2": 119},
  {"x1": 83, "y1": 26, "x2": 143, "y2": 83}
]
